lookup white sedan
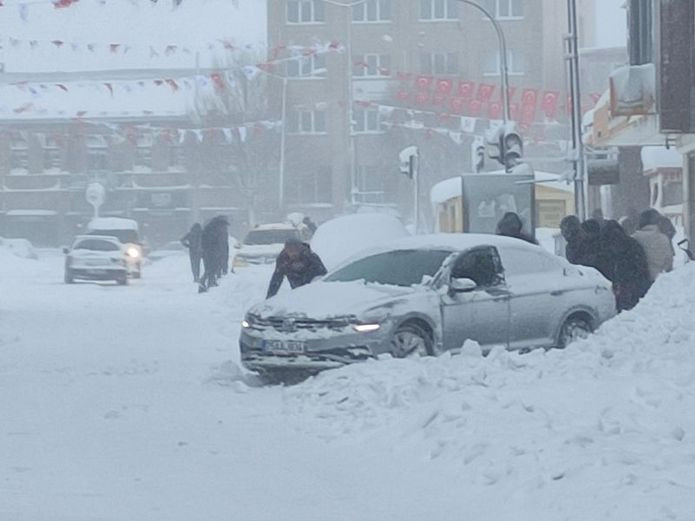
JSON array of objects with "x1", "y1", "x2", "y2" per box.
[{"x1": 63, "y1": 235, "x2": 131, "y2": 285}]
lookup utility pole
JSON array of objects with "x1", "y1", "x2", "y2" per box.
[{"x1": 565, "y1": 0, "x2": 588, "y2": 220}]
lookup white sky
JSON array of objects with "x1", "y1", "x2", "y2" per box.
[{"x1": 594, "y1": 0, "x2": 627, "y2": 47}]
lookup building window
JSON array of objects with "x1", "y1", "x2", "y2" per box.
[
  {"x1": 287, "y1": 0, "x2": 325, "y2": 24},
  {"x1": 286, "y1": 53, "x2": 326, "y2": 78},
  {"x1": 134, "y1": 134, "x2": 153, "y2": 169},
  {"x1": 353, "y1": 107, "x2": 382, "y2": 133},
  {"x1": 287, "y1": 109, "x2": 327, "y2": 134},
  {"x1": 420, "y1": 0, "x2": 458, "y2": 20},
  {"x1": 10, "y1": 136, "x2": 28, "y2": 170},
  {"x1": 352, "y1": 0, "x2": 391, "y2": 22},
  {"x1": 353, "y1": 54, "x2": 391, "y2": 77},
  {"x1": 420, "y1": 52, "x2": 459, "y2": 75},
  {"x1": 483, "y1": 0, "x2": 524, "y2": 19},
  {"x1": 168, "y1": 145, "x2": 184, "y2": 169},
  {"x1": 87, "y1": 135, "x2": 109, "y2": 172},
  {"x1": 42, "y1": 136, "x2": 62, "y2": 170},
  {"x1": 289, "y1": 166, "x2": 333, "y2": 204},
  {"x1": 483, "y1": 50, "x2": 525, "y2": 76}
]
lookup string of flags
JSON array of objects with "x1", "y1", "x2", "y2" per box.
[
  {"x1": 1, "y1": 0, "x2": 189, "y2": 20},
  {"x1": 2, "y1": 119, "x2": 282, "y2": 147}
]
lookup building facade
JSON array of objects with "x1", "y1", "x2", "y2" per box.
[{"x1": 267, "y1": 0, "x2": 595, "y2": 227}]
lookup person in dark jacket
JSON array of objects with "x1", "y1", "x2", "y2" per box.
[
  {"x1": 266, "y1": 239, "x2": 327, "y2": 299},
  {"x1": 560, "y1": 215, "x2": 586, "y2": 264},
  {"x1": 598, "y1": 220, "x2": 651, "y2": 312},
  {"x1": 496, "y1": 212, "x2": 538, "y2": 245},
  {"x1": 181, "y1": 223, "x2": 203, "y2": 282},
  {"x1": 199, "y1": 216, "x2": 229, "y2": 293}
]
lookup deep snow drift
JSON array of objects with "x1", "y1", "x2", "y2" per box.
[{"x1": 2, "y1": 243, "x2": 694, "y2": 521}]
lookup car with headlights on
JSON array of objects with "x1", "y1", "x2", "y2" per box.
[
  {"x1": 239, "y1": 234, "x2": 616, "y2": 377},
  {"x1": 63, "y1": 235, "x2": 130, "y2": 285},
  {"x1": 233, "y1": 223, "x2": 308, "y2": 268},
  {"x1": 87, "y1": 217, "x2": 144, "y2": 278}
]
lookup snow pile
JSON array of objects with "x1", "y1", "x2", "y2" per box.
[
  {"x1": 0, "y1": 237, "x2": 38, "y2": 260},
  {"x1": 285, "y1": 265, "x2": 695, "y2": 519},
  {"x1": 311, "y1": 213, "x2": 409, "y2": 271}
]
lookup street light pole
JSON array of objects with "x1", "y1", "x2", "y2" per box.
[
  {"x1": 456, "y1": 0, "x2": 510, "y2": 124},
  {"x1": 566, "y1": 0, "x2": 588, "y2": 220},
  {"x1": 279, "y1": 76, "x2": 288, "y2": 211}
]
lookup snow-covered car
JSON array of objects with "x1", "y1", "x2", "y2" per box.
[
  {"x1": 63, "y1": 235, "x2": 130, "y2": 285},
  {"x1": 233, "y1": 223, "x2": 309, "y2": 268},
  {"x1": 240, "y1": 234, "x2": 616, "y2": 376},
  {"x1": 86, "y1": 217, "x2": 144, "y2": 278}
]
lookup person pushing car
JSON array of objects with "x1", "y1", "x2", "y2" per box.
[{"x1": 266, "y1": 239, "x2": 327, "y2": 299}]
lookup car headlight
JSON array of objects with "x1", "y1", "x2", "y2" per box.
[
  {"x1": 241, "y1": 319, "x2": 251, "y2": 329},
  {"x1": 352, "y1": 323, "x2": 381, "y2": 333},
  {"x1": 126, "y1": 247, "x2": 140, "y2": 258}
]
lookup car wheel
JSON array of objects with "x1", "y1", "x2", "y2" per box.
[
  {"x1": 557, "y1": 316, "x2": 592, "y2": 348},
  {"x1": 133, "y1": 264, "x2": 142, "y2": 279},
  {"x1": 64, "y1": 270, "x2": 74, "y2": 284},
  {"x1": 391, "y1": 322, "x2": 433, "y2": 358},
  {"x1": 116, "y1": 274, "x2": 128, "y2": 286}
]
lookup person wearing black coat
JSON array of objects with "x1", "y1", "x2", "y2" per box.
[
  {"x1": 181, "y1": 223, "x2": 203, "y2": 282},
  {"x1": 266, "y1": 240, "x2": 327, "y2": 299},
  {"x1": 199, "y1": 216, "x2": 229, "y2": 293},
  {"x1": 597, "y1": 220, "x2": 651, "y2": 312},
  {"x1": 496, "y1": 212, "x2": 538, "y2": 245}
]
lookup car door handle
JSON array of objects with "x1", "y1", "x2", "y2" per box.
[{"x1": 550, "y1": 290, "x2": 565, "y2": 296}]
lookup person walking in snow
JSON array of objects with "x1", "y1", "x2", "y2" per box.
[
  {"x1": 632, "y1": 209, "x2": 674, "y2": 283},
  {"x1": 181, "y1": 223, "x2": 203, "y2": 283},
  {"x1": 199, "y1": 216, "x2": 229, "y2": 293},
  {"x1": 496, "y1": 212, "x2": 538, "y2": 245},
  {"x1": 266, "y1": 239, "x2": 327, "y2": 299},
  {"x1": 597, "y1": 221, "x2": 651, "y2": 312}
]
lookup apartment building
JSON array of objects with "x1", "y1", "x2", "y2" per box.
[{"x1": 267, "y1": 0, "x2": 595, "y2": 224}]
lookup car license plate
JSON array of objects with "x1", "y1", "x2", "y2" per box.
[
  {"x1": 88, "y1": 269, "x2": 107, "y2": 275},
  {"x1": 86, "y1": 259, "x2": 106, "y2": 266},
  {"x1": 264, "y1": 340, "x2": 305, "y2": 354}
]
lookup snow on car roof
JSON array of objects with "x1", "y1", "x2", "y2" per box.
[
  {"x1": 252, "y1": 223, "x2": 299, "y2": 231},
  {"x1": 330, "y1": 233, "x2": 543, "y2": 269},
  {"x1": 87, "y1": 218, "x2": 139, "y2": 231}
]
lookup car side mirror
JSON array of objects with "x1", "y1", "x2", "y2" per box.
[
  {"x1": 62, "y1": 247, "x2": 69, "y2": 255},
  {"x1": 450, "y1": 277, "x2": 477, "y2": 293}
]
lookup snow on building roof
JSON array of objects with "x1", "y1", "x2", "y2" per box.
[
  {"x1": 641, "y1": 146, "x2": 682, "y2": 171},
  {"x1": 0, "y1": 0, "x2": 266, "y2": 74}
]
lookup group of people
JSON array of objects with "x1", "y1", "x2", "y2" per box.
[
  {"x1": 560, "y1": 209, "x2": 675, "y2": 312},
  {"x1": 181, "y1": 216, "x2": 230, "y2": 293},
  {"x1": 181, "y1": 216, "x2": 325, "y2": 298}
]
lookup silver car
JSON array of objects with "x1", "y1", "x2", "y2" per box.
[{"x1": 239, "y1": 234, "x2": 616, "y2": 376}]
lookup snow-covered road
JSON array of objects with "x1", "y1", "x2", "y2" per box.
[{"x1": 2, "y1": 248, "x2": 695, "y2": 521}]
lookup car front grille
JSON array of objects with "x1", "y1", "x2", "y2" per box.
[{"x1": 250, "y1": 315, "x2": 353, "y2": 332}]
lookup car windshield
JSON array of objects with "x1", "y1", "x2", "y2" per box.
[
  {"x1": 244, "y1": 229, "x2": 299, "y2": 246},
  {"x1": 89, "y1": 229, "x2": 138, "y2": 244},
  {"x1": 74, "y1": 239, "x2": 120, "y2": 252},
  {"x1": 325, "y1": 249, "x2": 452, "y2": 287}
]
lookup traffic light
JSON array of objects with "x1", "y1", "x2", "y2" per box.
[{"x1": 484, "y1": 124, "x2": 524, "y2": 171}]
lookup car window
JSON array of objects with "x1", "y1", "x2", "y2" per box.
[
  {"x1": 89, "y1": 229, "x2": 138, "y2": 244},
  {"x1": 244, "y1": 229, "x2": 300, "y2": 245},
  {"x1": 325, "y1": 249, "x2": 452, "y2": 287},
  {"x1": 451, "y1": 246, "x2": 504, "y2": 288},
  {"x1": 74, "y1": 239, "x2": 120, "y2": 252},
  {"x1": 500, "y1": 248, "x2": 562, "y2": 277}
]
